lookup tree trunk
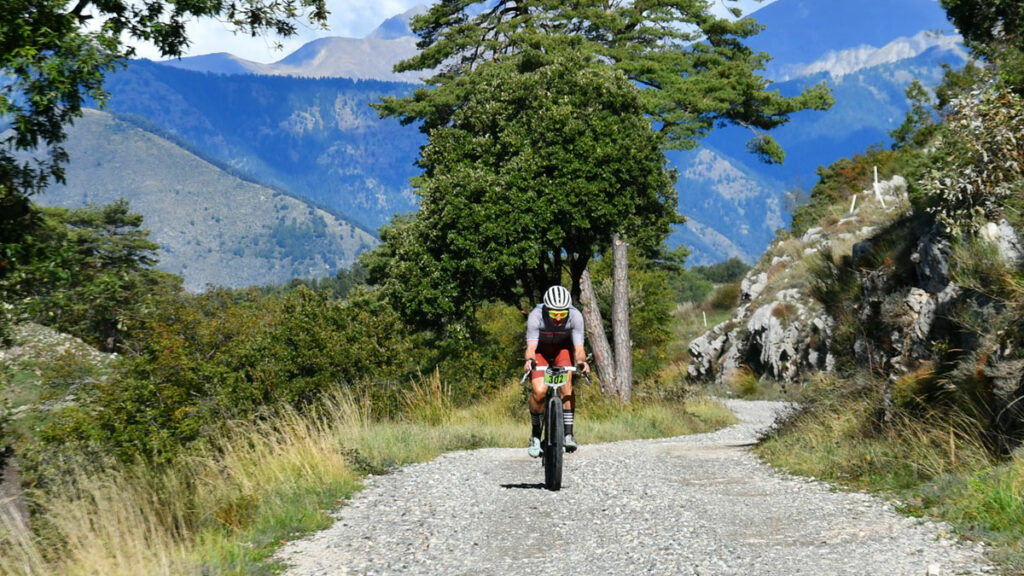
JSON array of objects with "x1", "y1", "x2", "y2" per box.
[
  {"x1": 580, "y1": 267, "x2": 616, "y2": 396},
  {"x1": 612, "y1": 232, "x2": 632, "y2": 402}
]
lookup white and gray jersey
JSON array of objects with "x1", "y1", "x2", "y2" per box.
[{"x1": 525, "y1": 304, "x2": 584, "y2": 347}]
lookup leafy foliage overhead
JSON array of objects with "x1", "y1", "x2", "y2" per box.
[
  {"x1": 365, "y1": 50, "x2": 678, "y2": 326},
  {"x1": 378, "y1": 0, "x2": 834, "y2": 160},
  {"x1": 367, "y1": 0, "x2": 832, "y2": 327},
  {"x1": 940, "y1": 0, "x2": 1024, "y2": 91},
  {"x1": 1, "y1": 0, "x2": 328, "y2": 196}
]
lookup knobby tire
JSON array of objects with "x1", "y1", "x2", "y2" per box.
[{"x1": 544, "y1": 396, "x2": 564, "y2": 491}]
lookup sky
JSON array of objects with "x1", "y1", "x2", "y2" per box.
[{"x1": 135, "y1": 0, "x2": 779, "y2": 64}]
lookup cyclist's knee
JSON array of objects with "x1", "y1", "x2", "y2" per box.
[{"x1": 530, "y1": 379, "x2": 545, "y2": 396}]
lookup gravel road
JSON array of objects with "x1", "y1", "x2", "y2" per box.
[{"x1": 277, "y1": 399, "x2": 994, "y2": 575}]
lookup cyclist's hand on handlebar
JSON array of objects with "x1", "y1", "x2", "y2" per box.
[
  {"x1": 523, "y1": 359, "x2": 537, "y2": 373},
  {"x1": 576, "y1": 362, "x2": 590, "y2": 374}
]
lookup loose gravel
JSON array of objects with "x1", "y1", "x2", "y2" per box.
[{"x1": 277, "y1": 399, "x2": 994, "y2": 575}]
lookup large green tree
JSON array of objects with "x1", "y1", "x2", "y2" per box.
[
  {"x1": 366, "y1": 48, "x2": 678, "y2": 327},
  {"x1": 0, "y1": 0, "x2": 329, "y2": 280},
  {"x1": 7, "y1": 200, "x2": 181, "y2": 351},
  {"x1": 370, "y1": 0, "x2": 832, "y2": 324}
]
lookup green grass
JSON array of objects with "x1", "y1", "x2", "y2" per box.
[
  {"x1": 756, "y1": 387, "x2": 1023, "y2": 572},
  {"x1": 5, "y1": 369, "x2": 42, "y2": 409}
]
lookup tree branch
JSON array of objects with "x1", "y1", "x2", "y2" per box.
[{"x1": 68, "y1": 0, "x2": 93, "y2": 22}]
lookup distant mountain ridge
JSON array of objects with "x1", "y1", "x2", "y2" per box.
[
  {"x1": 159, "y1": 5, "x2": 427, "y2": 82},
  {"x1": 745, "y1": 0, "x2": 957, "y2": 79},
  {"x1": 35, "y1": 109, "x2": 377, "y2": 291},
  {"x1": 73, "y1": 0, "x2": 968, "y2": 271},
  {"x1": 99, "y1": 60, "x2": 424, "y2": 233}
]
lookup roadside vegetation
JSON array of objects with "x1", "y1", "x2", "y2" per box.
[
  {"x1": 0, "y1": 220, "x2": 738, "y2": 574},
  {"x1": 723, "y1": 23, "x2": 1024, "y2": 569},
  {"x1": 7, "y1": 1, "x2": 1024, "y2": 575},
  {"x1": 1, "y1": 322, "x2": 734, "y2": 575}
]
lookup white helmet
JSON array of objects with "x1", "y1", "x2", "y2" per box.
[{"x1": 543, "y1": 285, "x2": 572, "y2": 310}]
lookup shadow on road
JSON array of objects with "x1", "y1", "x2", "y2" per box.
[{"x1": 500, "y1": 482, "x2": 545, "y2": 490}]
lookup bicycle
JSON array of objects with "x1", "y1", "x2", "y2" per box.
[{"x1": 521, "y1": 362, "x2": 589, "y2": 491}]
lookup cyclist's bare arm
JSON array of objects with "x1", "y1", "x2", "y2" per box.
[
  {"x1": 574, "y1": 344, "x2": 589, "y2": 374},
  {"x1": 524, "y1": 342, "x2": 538, "y2": 374}
]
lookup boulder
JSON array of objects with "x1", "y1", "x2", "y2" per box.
[
  {"x1": 740, "y1": 272, "x2": 768, "y2": 302},
  {"x1": 687, "y1": 330, "x2": 727, "y2": 379},
  {"x1": 742, "y1": 290, "x2": 834, "y2": 383},
  {"x1": 980, "y1": 219, "x2": 1023, "y2": 265},
  {"x1": 911, "y1": 231, "x2": 953, "y2": 294}
]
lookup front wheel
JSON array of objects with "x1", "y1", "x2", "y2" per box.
[{"x1": 543, "y1": 396, "x2": 563, "y2": 491}]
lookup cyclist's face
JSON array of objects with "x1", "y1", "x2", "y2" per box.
[{"x1": 548, "y1": 309, "x2": 568, "y2": 325}]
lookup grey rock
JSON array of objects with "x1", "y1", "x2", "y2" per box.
[
  {"x1": 852, "y1": 238, "x2": 874, "y2": 262},
  {"x1": 741, "y1": 272, "x2": 769, "y2": 302},
  {"x1": 801, "y1": 226, "x2": 825, "y2": 244},
  {"x1": 874, "y1": 175, "x2": 910, "y2": 208},
  {"x1": 687, "y1": 331, "x2": 727, "y2": 379},
  {"x1": 979, "y1": 219, "x2": 1022, "y2": 265},
  {"x1": 912, "y1": 232, "x2": 953, "y2": 294}
]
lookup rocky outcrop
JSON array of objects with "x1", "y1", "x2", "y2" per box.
[
  {"x1": 689, "y1": 171, "x2": 1024, "y2": 446},
  {"x1": 744, "y1": 290, "x2": 834, "y2": 381},
  {"x1": 687, "y1": 175, "x2": 912, "y2": 385},
  {"x1": 688, "y1": 285, "x2": 835, "y2": 384}
]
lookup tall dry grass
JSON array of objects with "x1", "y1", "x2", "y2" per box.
[
  {"x1": 756, "y1": 389, "x2": 1024, "y2": 569},
  {"x1": 758, "y1": 394, "x2": 993, "y2": 488},
  {"x1": 1, "y1": 382, "x2": 735, "y2": 575},
  {"x1": 0, "y1": 393, "x2": 368, "y2": 576}
]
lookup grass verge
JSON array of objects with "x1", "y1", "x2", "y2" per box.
[
  {"x1": 1, "y1": 376, "x2": 735, "y2": 575},
  {"x1": 756, "y1": 387, "x2": 1024, "y2": 573}
]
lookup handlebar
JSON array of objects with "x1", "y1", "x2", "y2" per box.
[{"x1": 520, "y1": 362, "x2": 591, "y2": 385}]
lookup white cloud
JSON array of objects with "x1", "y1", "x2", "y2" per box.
[
  {"x1": 135, "y1": 0, "x2": 432, "y2": 64},
  {"x1": 136, "y1": 0, "x2": 779, "y2": 64}
]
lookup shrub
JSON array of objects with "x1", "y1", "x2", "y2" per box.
[
  {"x1": 691, "y1": 257, "x2": 751, "y2": 283},
  {"x1": 920, "y1": 85, "x2": 1024, "y2": 236},
  {"x1": 706, "y1": 282, "x2": 741, "y2": 311},
  {"x1": 42, "y1": 286, "x2": 414, "y2": 462}
]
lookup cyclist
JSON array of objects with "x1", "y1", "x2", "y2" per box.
[{"x1": 523, "y1": 285, "x2": 590, "y2": 457}]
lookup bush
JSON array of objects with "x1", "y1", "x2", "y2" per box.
[
  {"x1": 667, "y1": 267, "x2": 713, "y2": 303},
  {"x1": 706, "y1": 282, "x2": 741, "y2": 311},
  {"x1": 691, "y1": 257, "x2": 751, "y2": 284},
  {"x1": 43, "y1": 286, "x2": 414, "y2": 462},
  {"x1": 920, "y1": 85, "x2": 1024, "y2": 236}
]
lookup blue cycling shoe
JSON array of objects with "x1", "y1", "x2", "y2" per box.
[
  {"x1": 565, "y1": 434, "x2": 578, "y2": 453},
  {"x1": 527, "y1": 437, "x2": 542, "y2": 458}
]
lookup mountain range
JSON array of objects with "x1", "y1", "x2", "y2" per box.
[
  {"x1": 33, "y1": 0, "x2": 969, "y2": 287},
  {"x1": 37, "y1": 110, "x2": 377, "y2": 292},
  {"x1": 159, "y1": 5, "x2": 428, "y2": 83}
]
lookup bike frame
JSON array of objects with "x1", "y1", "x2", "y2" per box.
[{"x1": 522, "y1": 365, "x2": 577, "y2": 491}]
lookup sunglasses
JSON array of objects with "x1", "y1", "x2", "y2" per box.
[{"x1": 548, "y1": 309, "x2": 568, "y2": 320}]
